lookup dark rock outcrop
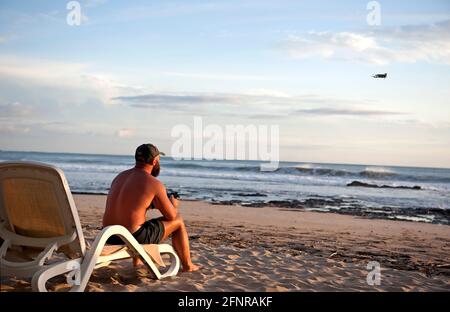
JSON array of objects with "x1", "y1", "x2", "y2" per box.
[{"x1": 347, "y1": 180, "x2": 421, "y2": 190}]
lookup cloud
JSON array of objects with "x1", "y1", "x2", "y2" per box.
[
  {"x1": 0, "y1": 55, "x2": 148, "y2": 139},
  {"x1": 0, "y1": 124, "x2": 30, "y2": 134},
  {"x1": 0, "y1": 55, "x2": 88, "y2": 84},
  {"x1": 114, "y1": 93, "x2": 246, "y2": 106},
  {"x1": 0, "y1": 102, "x2": 33, "y2": 117},
  {"x1": 116, "y1": 128, "x2": 135, "y2": 138},
  {"x1": 163, "y1": 72, "x2": 279, "y2": 81},
  {"x1": 282, "y1": 19, "x2": 450, "y2": 65},
  {"x1": 113, "y1": 91, "x2": 403, "y2": 118},
  {"x1": 0, "y1": 55, "x2": 139, "y2": 107},
  {"x1": 0, "y1": 118, "x2": 112, "y2": 137},
  {"x1": 295, "y1": 108, "x2": 404, "y2": 117}
]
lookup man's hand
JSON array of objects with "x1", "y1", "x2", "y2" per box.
[
  {"x1": 154, "y1": 181, "x2": 178, "y2": 221},
  {"x1": 170, "y1": 195, "x2": 179, "y2": 210}
]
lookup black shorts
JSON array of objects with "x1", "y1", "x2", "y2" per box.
[{"x1": 106, "y1": 219, "x2": 165, "y2": 245}]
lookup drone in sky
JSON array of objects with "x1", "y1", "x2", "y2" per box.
[{"x1": 372, "y1": 73, "x2": 388, "y2": 79}]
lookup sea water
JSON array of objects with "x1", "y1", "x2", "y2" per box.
[{"x1": 1, "y1": 150, "x2": 449, "y2": 224}]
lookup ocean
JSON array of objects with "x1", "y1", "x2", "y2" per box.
[{"x1": 1, "y1": 150, "x2": 449, "y2": 225}]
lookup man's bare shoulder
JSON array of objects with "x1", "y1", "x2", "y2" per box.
[
  {"x1": 117, "y1": 168, "x2": 134, "y2": 178},
  {"x1": 146, "y1": 174, "x2": 164, "y2": 188},
  {"x1": 119, "y1": 168, "x2": 134, "y2": 176},
  {"x1": 112, "y1": 168, "x2": 164, "y2": 191},
  {"x1": 111, "y1": 168, "x2": 133, "y2": 184},
  {"x1": 126, "y1": 168, "x2": 163, "y2": 186}
]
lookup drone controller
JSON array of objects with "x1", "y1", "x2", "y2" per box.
[{"x1": 167, "y1": 191, "x2": 180, "y2": 199}]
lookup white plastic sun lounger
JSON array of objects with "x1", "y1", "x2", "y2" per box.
[{"x1": 0, "y1": 161, "x2": 180, "y2": 292}]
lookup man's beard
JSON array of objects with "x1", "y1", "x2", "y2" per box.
[{"x1": 151, "y1": 161, "x2": 160, "y2": 177}]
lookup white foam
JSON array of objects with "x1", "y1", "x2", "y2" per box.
[
  {"x1": 362, "y1": 167, "x2": 396, "y2": 174},
  {"x1": 388, "y1": 215, "x2": 433, "y2": 223}
]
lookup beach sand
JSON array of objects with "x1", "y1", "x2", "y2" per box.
[{"x1": 1, "y1": 194, "x2": 449, "y2": 292}]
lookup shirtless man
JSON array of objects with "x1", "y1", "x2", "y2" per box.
[{"x1": 103, "y1": 143, "x2": 199, "y2": 272}]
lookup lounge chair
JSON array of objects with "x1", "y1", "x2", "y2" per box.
[{"x1": 0, "y1": 161, "x2": 180, "y2": 292}]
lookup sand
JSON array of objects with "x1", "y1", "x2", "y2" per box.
[{"x1": 1, "y1": 194, "x2": 449, "y2": 292}]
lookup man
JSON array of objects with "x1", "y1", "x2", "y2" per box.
[{"x1": 103, "y1": 143, "x2": 199, "y2": 272}]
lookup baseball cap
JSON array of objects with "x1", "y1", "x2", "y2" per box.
[{"x1": 135, "y1": 143, "x2": 165, "y2": 163}]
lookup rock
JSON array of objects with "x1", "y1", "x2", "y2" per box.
[{"x1": 346, "y1": 180, "x2": 421, "y2": 190}]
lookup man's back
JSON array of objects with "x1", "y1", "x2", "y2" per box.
[{"x1": 103, "y1": 168, "x2": 158, "y2": 233}]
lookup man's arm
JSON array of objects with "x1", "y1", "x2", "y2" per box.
[{"x1": 154, "y1": 181, "x2": 178, "y2": 221}]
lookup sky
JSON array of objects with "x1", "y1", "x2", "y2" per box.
[{"x1": 0, "y1": 0, "x2": 449, "y2": 168}]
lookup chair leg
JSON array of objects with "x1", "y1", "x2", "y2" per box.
[
  {"x1": 31, "y1": 259, "x2": 82, "y2": 292},
  {"x1": 158, "y1": 244, "x2": 181, "y2": 278}
]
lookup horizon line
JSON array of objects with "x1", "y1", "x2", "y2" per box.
[{"x1": 1, "y1": 149, "x2": 449, "y2": 170}]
